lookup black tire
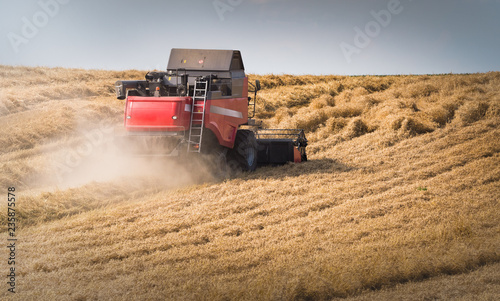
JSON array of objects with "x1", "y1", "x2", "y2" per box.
[
  {"x1": 200, "y1": 129, "x2": 230, "y2": 178},
  {"x1": 227, "y1": 130, "x2": 258, "y2": 172},
  {"x1": 211, "y1": 147, "x2": 230, "y2": 179}
]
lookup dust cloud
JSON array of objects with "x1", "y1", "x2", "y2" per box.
[{"x1": 38, "y1": 123, "x2": 217, "y2": 191}]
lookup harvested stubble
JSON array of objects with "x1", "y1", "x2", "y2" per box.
[{"x1": 0, "y1": 66, "x2": 499, "y2": 300}]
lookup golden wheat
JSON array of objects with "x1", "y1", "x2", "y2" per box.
[{"x1": 0, "y1": 66, "x2": 499, "y2": 300}]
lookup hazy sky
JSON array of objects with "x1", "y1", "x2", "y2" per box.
[{"x1": 1, "y1": 0, "x2": 499, "y2": 75}]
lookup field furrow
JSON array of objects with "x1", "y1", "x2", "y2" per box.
[{"x1": 0, "y1": 67, "x2": 498, "y2": 300}]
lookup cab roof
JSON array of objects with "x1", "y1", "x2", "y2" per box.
[{"x1": 167, "y1": 49, "x2": 244, "y2": 72}]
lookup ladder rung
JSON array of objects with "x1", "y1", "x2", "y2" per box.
[{"x1": 188, "y1": 80, "x2": 208, "y2": 153}]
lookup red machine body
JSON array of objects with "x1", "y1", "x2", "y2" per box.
[
  {"x1": 124, "y1": 96, "x2": 192, "y2": 132},
  {"x1": 115, "y1": 49, "x2": 307, "y2": 171},
  {"x1": 124, "y1": 92, "x2": 249, "y2": 148}
]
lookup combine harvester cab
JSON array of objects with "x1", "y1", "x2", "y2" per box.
[{"x1": 115, "y1": 48, "x2": 307, "y2": 173}]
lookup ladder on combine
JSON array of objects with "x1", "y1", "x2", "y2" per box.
[{"x1": 187, "y1": 79, "x2": 208, "y2": 153}]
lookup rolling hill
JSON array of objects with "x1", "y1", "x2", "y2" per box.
[{"x1": 0, "y1": 66, "x2": 499, "y2": 300}]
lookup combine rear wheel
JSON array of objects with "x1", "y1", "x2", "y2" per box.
[
  {"x1": 200, "y1": 129, "x2": 230, "y2": 178},
  {"x1": 211, "y1": 147, "x2": 231, "y2": 178},
  {"x1": 228, "y1": 130, "x2": 258, "y2": 172}
]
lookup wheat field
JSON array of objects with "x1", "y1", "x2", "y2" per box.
[{"x1": 0, "y1": 65, "x2": 499, "y2": 300}]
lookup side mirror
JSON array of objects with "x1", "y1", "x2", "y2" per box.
[
  {"x1": 115, "y1": 81, "x2": 126, "y2": 100},
  {"x1": 255, "y1": 80, "x2": 261, "y2": 91}
]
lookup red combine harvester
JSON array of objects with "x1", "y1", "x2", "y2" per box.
[{"x1": 115, "y1": 49, "x2": 307, "y2": 173}]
